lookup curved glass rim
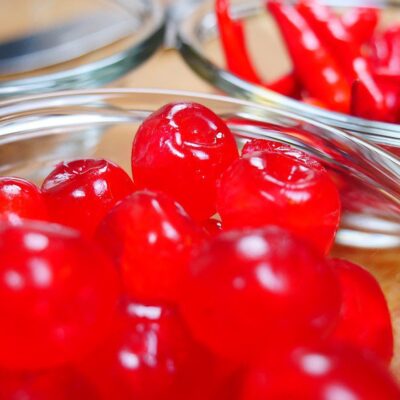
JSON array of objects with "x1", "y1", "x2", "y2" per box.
[
  {"x1": 1, "y1": 87, "x2": 400, "y2": 202},
  {"x1": 0, "y1": 0, "x2": 165, "y2": 98},
  {"x1": 177, "y1": 0, "x2": 400, "y2": 145}
]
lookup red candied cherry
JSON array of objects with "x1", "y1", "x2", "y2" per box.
[
  {"x1": 241, "y1": 345, "x2": 400, "y2": 399},
  {"x1": 180, "y1": 227, "x2": 341, "y2": 362},
  {"x1": 202, "y1": 217, "x2": 223, "y2": 236},
  {"x1": 0, "y1": 368, "x2": 99, "y2": 400},
  {"x1": 329, "y1": 258, "x2": 393, "y2": 364},
  {"x1": 131, "y1": 102, "x2": 239, "y2": 220},
  {"x1": 96, "y1": 190, "x2": 205, "y2": 303},
  {"x1": 0, "y1": 221, "x2": 119, "y2": 370},
  {"x1": 0, "y1": 177, "x2": 47, "y2": 222},
  {"x1": 216, "y1": 150, "x2": 341, "y2": 255},
  {"x1": 241, "y1": 138, "x2": 293, "y2": 156},
  {"x1": 41, "y1": 159, "x2": 135, "y2": 236},
  {"x1": 79, "y1": 302, "x2": 224, "y2": 400}
]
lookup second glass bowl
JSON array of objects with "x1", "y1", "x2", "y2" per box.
[
  {"x1": 0, "y1": 0, "x2": 165, "y2": 98},
  {"x1": 177, "y1": 0, "x2": 400, "y2": 150}
]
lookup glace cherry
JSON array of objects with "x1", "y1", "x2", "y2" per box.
[
  {"x1": 180, "y1": 227, "x2": 341, "y2": 361},
  {"x1": 0, "y1": 177, "x2": 47, "y2": 223},
  {"x1": 80, "y1": 302, "x2": 220, "y2": 400},
  {"x1": 330, "y1": 258, "x2": 393, "y2": 364},
  {"x1": 241, "y1": 345, "x2": 400, "y2": 399},
  {"x1": 216, "y1": 148, "x2": 341, "y2": 255},
  {"x1": 0, "y1": 221, "x2": 119, "y2": 370},
  {"x1": 0, "y1": 368, "x2": 99, "y2": 400},
  {"x1": 41, "y1": 159, "x2": 135, "y2": 236},
  {"x1": 131, "y1": 102, "x2": 239, "y2": 220},
  {"x1": 96, "y1": 190, "x2": 205, "y2": 303}
]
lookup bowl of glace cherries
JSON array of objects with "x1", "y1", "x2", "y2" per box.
[{"x1": 0, "y1": 89, "x2": 399, "y2": 399}]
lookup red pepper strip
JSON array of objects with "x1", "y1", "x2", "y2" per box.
[
  {"x1": 297, "y1": 0, "x2": 389, "y2": 119},
  {"x1": 382, "y1": 27, "x2": 400, "y2": 74},
  {"x1": 267, "y1": 1, "x2": 351, "y2": 113},
  {"x1": 369, "y1": 32, "x2": 391, "y2": 69},
  {"x1": 265, "y1": 72, "x2": 299, "y2": 96},
  {"x1": 374, "y1": 68, "x2": 400, "y2": 84},
  {"x1": 216, "y1": 0, "x2": 299, "y2": 96},
  {"x1": 215, "y1": 0, "x2": 261, "y2": 83},
  {"x1": 341, "y1": 8, "x2": 379, "y2": 45},
  {"x1": 297, "y1": 0, "x2": 362, "y2": 81},
  {"x1": 351, "y1": 79, "x2": 400, "y2": 123}
]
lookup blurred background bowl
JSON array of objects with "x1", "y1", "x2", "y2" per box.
[
  {"x1": 177, "y1": 0, "x2": 400, "y2": 151},
  {"x1": 0, "y1": 0, "x2": 165, "y2": 98}
]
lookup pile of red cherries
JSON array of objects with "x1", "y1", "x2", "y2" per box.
[{"x1": 0, "y1": 102, "x2": 398, "y2": 399}]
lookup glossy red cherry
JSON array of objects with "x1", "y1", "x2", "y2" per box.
[
  {"x1": 0, "y1": 368, "x2": 99, "y2": 400},
  {"x1": 241, "y1": 345, "x2": 400, "y2": 399},
  {"x1": 96, "y1": 191, "x2": 205, "y2": 302},
  {"x1": 80, "y1": 302, "x2": 222, "y2": 400},
  {"x1": 131, "y1": 102, "x2": 239, "y2": 220},
  {"x1": 0, "y1": 177, "x2": 47, "y2": 223},
  {"x1": 41, "y1": 159, "x2": 135, "y2": 236},
  {"x1": 0, "y1": 221, "x2": 120, "y2": 370},
  {"x1": 96, "y1": 190, "x2": 205, "y2": 303},
  {"x1": 216, "y1": 150, "x2": 341, "y2": 255},
  {"x1": 180, "y1": 227, "x2": 341, "y2": 362},
  {"x1": 329, "y1": 258, "x2": 393, "y2": 364},
  {"x1": 241, "y1": 138, "x2": 293, "y2": 155}
]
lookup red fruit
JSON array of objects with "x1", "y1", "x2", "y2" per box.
[
  {"x1": 0, "y1": 368, "x2": 99, "y2": 400},
  {"x1": 180, "y1": 227, "x2": 341, "y2": 361},
  {"x1": 216, "y1": 150, "x2": 341, "y2": 255},
  {"x1": 80, "y1": 302, "x2": 221, "y2": 400},
  {"x1": 241, "y1": 345, "x2": 400, "y2": 399},
  {"x1": 0, "y1": 177, "x2": 47, "y2": 222},
  {"x1": 96, "y1": 190, "x2": 205, "y2": 303},
  {"x1": 131, "y1": 102, "x2": 239, "y2": 220},
  {"x1": 41, "y1": 159, "x2": 135, "y2": 236},
  {"x1": 241, "y1": 139, "x2": 293, "y2": 156},
  {"x1": 202, "y1": 217, "x2": 223, "y2": 236},
  {"x1": 0, "y1": 221, "x2": 119, "y2": 370},
  {"x1": 329, "y1": 258, "x2": 393, "y2": 364}
]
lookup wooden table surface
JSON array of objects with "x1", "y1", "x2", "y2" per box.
[{"x1": 118, "y1": 47, "x2": 214, "y2": 92}]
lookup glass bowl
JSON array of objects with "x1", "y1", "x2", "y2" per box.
[
  {"x1": 1, "y1": 88, "x2": 400, "y2": 247},
  {"x1": 177, "y1": 0, "x2": 400, "y2": 149},
  {"x1": 0, "y1": 0, "x2": 165, "y2": 98},
  {"x1": 1, "y1": 88, "x2": 400, "y2": 371}
]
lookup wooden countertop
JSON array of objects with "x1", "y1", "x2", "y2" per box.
[{"x1": 118, "y1": 47, "x2": 214, "y2": 92}]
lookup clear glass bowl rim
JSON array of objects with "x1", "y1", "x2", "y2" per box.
[
  {"x1": 0, "y1": 0, "x2": 166, "y2": 98},
  {"x1": 177, "y1": 0, "x2": 400, "y2": 146},
  {"x1": 1, "y1": 87, "x2": 400, "y2": 209}
]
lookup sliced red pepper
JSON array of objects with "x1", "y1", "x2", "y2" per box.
[
  {"x1": 268, "y1": 1, "x2": 351, "y2": 113},
  {"x1": 215, "y1": 0, "x2": 261, "y2": 83},
  {"x1": 382, "y1": 27, "x2": 400, "y2": 74},
  {"x1": 266, "y1": 72, "x2": 299, "y2": 96},
  {"x1": 297, "y1": 0, "x2": 390, "y2": 120},
  {"x1": 369, "y1": 27, "x2": 400, "y2": 75},
  {"x1": 374, "y1": 68, "x2": 400, "y2": 84},
  {"x1": 369, "y1": 32, "x2": 391, "y2": 69},
  {"x1": 341, "y1": 8, "x2": 379, "y2": 45},
  {"x1": 215, "y1": 0, "x2": 298, "y2": 96},
  {"x1": 297, "y1": 0, "x2": 364, "y2": 81},
  {"x1": 351, "y1": 78, "x2": 400, "y2": 123}
]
